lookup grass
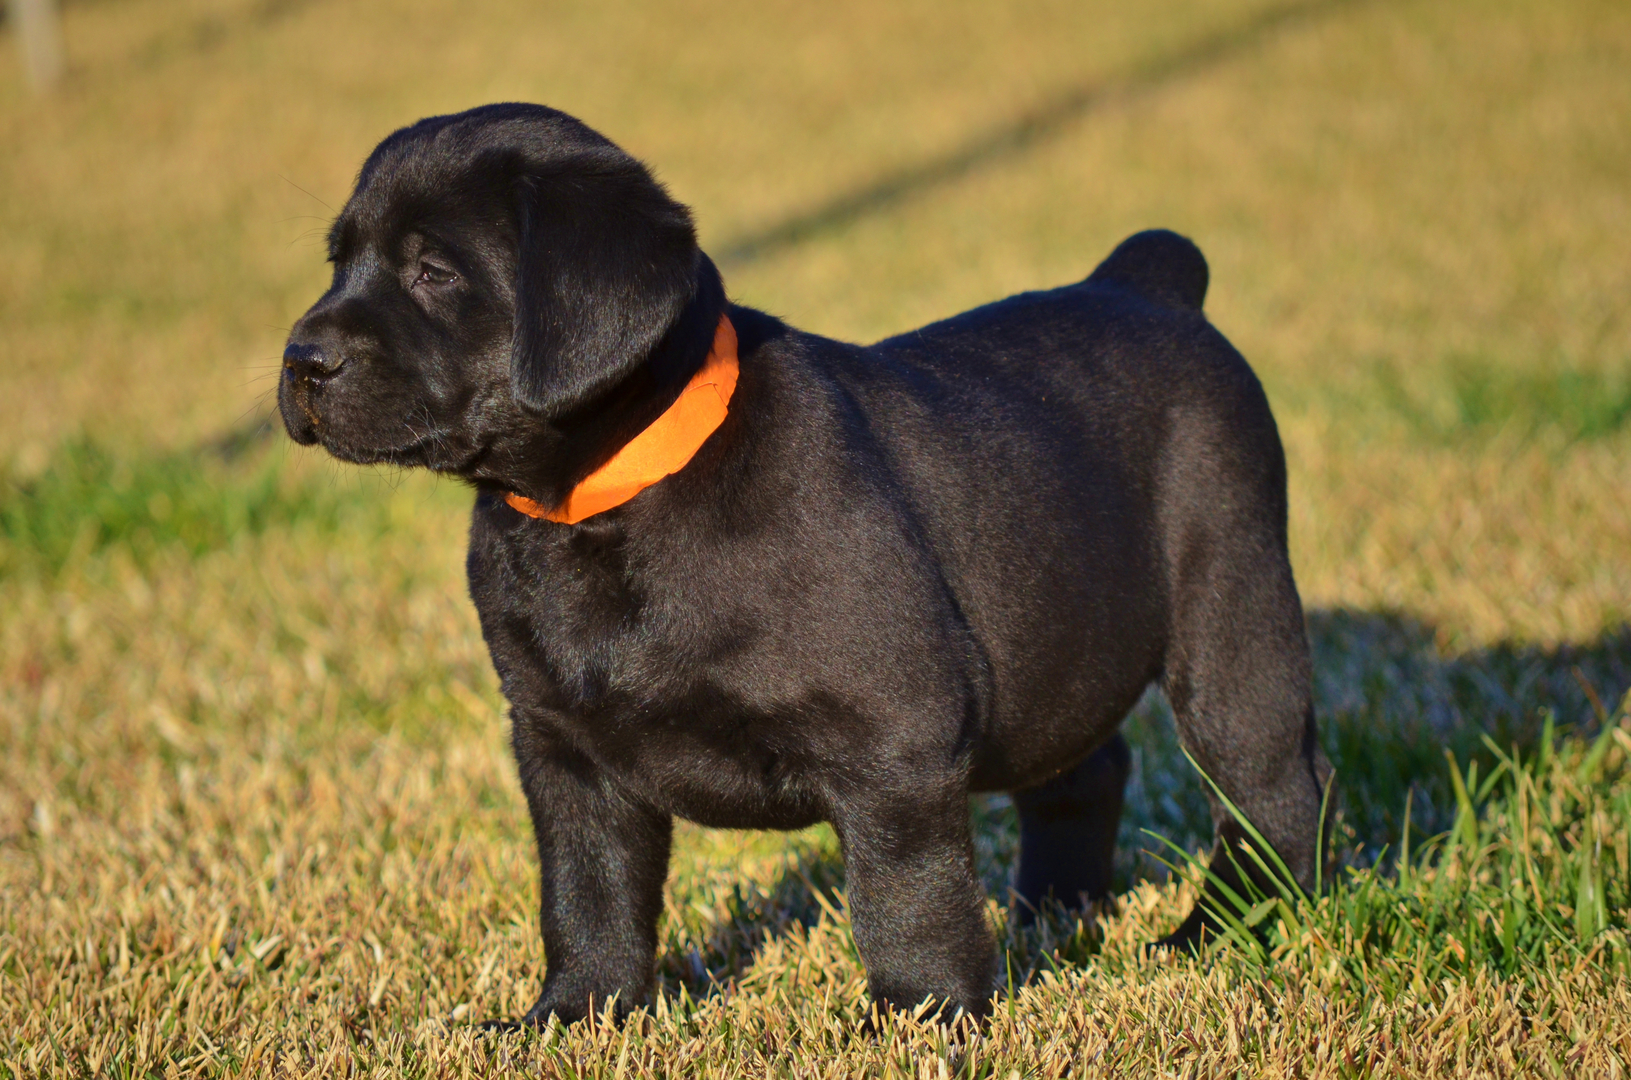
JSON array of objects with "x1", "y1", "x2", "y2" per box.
[
  {"x1": 1372, "y1": 360, "x2": 1631, "y2": 445},
  {"x1": 2, "y1": 0, "x2": 1630, "y2": 1074},
  {"x1": 0, "y1": 429, "x2": 362, "y2": 577}
]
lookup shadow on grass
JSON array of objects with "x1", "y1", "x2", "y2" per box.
[
  {"x1": 716, "y1": 0, "x2": 1374, "y2": 267},
  {"x1": 1118, "y1": 608, "x2": 1630, "y2": 885},
  {"x1": 665, "y1": 607, "x2": 1630, "y2": 994},
  {"x1": 656, "y1": 840, "x2": 847, "y2": 1001},
  {"x1": 1309, "y1": 608, "x2": 1628, "y2": 849}
]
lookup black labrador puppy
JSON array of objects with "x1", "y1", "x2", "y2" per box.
[{"x1": 279, "y1": 103, "x2": 1332, "y2": 1025}]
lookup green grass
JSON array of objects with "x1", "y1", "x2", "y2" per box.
[
  {"x1": 0, "y1": 431, "x2": 349, "y2": 576},
  {"x1": 1162, "y1": 719, "x2": 1631, "y2": 991},
  {"x1": 1372, "y1": 358, "x2": 1631, "y2": 444},
  {"x1": 2, "y1": 0, "x2": 1629, "y2": 1073}
]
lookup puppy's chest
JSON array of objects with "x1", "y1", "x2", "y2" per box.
[
  {"x1": 473, "y1": 519, "x2": 777, "y2": 727},
  {"x1": 476, "y1": 526, "x2": 666, "y2": 702},
  {"x1": 469, "y1": 520, "x2": 832, "y2": 825}
]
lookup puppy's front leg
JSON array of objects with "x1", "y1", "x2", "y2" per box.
[
  {"x1": 832, "y1": 785, "x2": 996, "y2": 1022},
  {"x1": 510, "y1": 720, "x2": 672, "y2": 1026}
]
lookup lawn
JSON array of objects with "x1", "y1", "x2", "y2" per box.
[{"x1": 1, "y1": 0, "x2": 1629, "y2": 1075}]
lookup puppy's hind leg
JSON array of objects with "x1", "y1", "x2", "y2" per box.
[
  {"x1": 1011, "y1": 733, "x2": 1131, "y2": 923},
  {"x1": 1158, "y1": 514, "x2": 1334, "y2": 949}
]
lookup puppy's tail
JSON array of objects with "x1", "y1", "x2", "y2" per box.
[{"x1": 1085, "y1": 229, "x2": 1208, "y2": 312}]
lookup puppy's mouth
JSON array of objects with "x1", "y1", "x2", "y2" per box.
[
  {"x1": 281, "y1": 374, "x2": 490, "y2": 474},
  {"x1": 278, "y1": 393, "x2": 323, "y2": 447},
  {"x1": 320, "y1": 425, "x2": 488, "y2": 474}
]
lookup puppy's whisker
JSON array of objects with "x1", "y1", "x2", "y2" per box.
[{"x1": 278, "y1": 174, "x2": 336, "y2": 214}]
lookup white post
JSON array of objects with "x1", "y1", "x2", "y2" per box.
[{"x1": 10, "y1": 0, "x2": 64, "y2": 92}]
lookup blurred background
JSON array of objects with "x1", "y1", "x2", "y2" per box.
[
  {"x1": 1, "y1": 0, "x2": 1625, "y2": 460},
  {"x1": 2, "y1": 0, "x2": 1627, "y2": 631},
  {"x1": 1, "y1": 0, "x2": 1629, "y2": 1048}
]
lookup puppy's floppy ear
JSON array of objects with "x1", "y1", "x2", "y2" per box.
[{"x1": 510, "y1": 154, "x2": 704, "y2": 417}]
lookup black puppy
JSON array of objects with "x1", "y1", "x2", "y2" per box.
[{"x1": 279, "y1": 103, "x2": 1332, "y2": 1025}]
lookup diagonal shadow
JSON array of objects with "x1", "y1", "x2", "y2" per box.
[
  {"x1": 715, "y1": 0, "x2": 1368, "y2": 268},
  {"x1": 45, "y1": 0, "x2": 320, "y2": 76},
  {"x1": 130, "y1": 0, "x2": 316, "y2": 68}
]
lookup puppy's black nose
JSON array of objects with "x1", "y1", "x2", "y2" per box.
[{"x1": 282, "y1": 341, "x2": 341, "y2": 383}]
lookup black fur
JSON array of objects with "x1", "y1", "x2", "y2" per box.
[{"x1": 280, "y1": 103, "x2": 1333, "y2": 1025}]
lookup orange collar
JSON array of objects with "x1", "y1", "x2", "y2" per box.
[{"x1": 506, "y1": 314, "x2": 739, "y2": 524}]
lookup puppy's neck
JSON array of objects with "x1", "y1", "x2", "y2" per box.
[
  {"x1": 508, "y1": 315, "x2": 738, "y2": 523},
  {"x1": 512, "y1": 259, "x2": 729, "y2": 510}
]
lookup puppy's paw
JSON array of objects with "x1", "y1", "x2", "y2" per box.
[
  {"x1": 856, "y1": 995, "x2": 990, "y2": 1039},
  {"x1": 475, "y1": 995, "x2": 573, "y2": 1035},
  {"x1": 475, "y1": 1016, "x2": 536, "y2": 1036},
  {"x1": 487, "y1": 987, "x2": 644, "y2": 1032},
  {"x1": 1148, "y1": 907, "x2": 1217, "y2": 956}
]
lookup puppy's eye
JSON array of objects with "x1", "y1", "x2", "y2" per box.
[{"x1": 414, "y1": 262, "x2": 457, "y2": 287}]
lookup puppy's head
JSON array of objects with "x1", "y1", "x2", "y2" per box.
[{"x1": 279, "y1": 103, "x2": 725, "y2": 501}]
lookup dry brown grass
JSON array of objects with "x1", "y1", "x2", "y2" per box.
[
  {"x1": 3, "y1": 0, "x2": 1629, "y2": 1074},
  {"x1": 6, "y1": 551, "x2": 1629, "y2": 1077},
  {"x1": 7, "y1": 628, "x2": 1631, "y2": 1076}
]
